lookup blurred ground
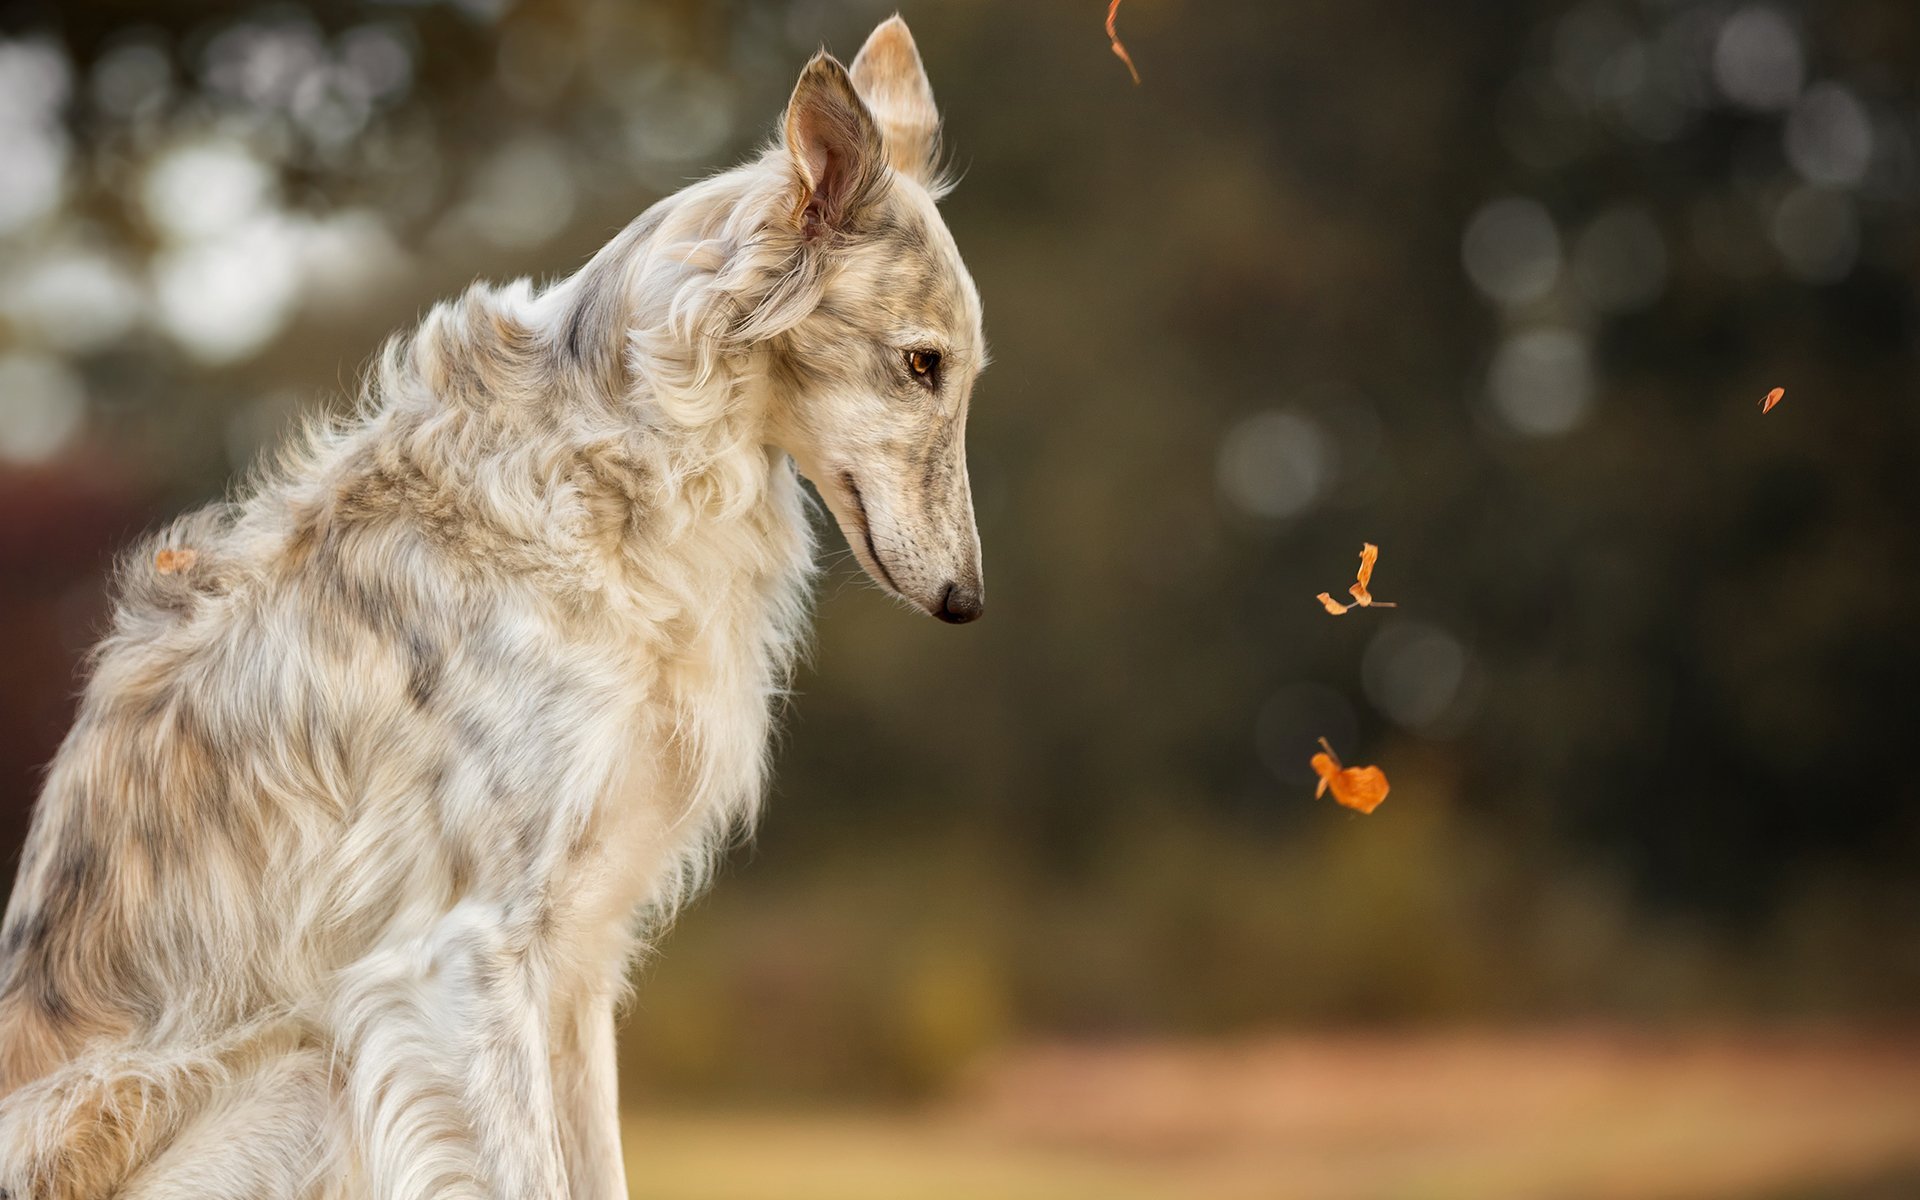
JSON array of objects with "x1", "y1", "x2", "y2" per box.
[{"x1": 623, "y1": 1028, "x2": 1920, "y2": 1200}]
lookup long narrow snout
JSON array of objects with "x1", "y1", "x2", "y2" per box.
[{"x1": 829, "y1": 469, "x2": 983, "y2": 624}]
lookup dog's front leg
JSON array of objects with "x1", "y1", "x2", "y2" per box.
[
  {"x1": 336, "y1": 902, "x2": 567, "y2": 1200},
  {"x1": 553, "y1": 991, "x2": 627, "y2": 1200},
  {"x1": 434, "y1": 904, "x2": 570, "y2": 1200}
]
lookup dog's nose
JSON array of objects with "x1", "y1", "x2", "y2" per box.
[{"x1": 936, "y1": 583, "x2": 983, "y2": 624}]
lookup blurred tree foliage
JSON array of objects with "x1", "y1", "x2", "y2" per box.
[{"x1": 3, "y1": 0, "x2": 1918, "y2": 1097}]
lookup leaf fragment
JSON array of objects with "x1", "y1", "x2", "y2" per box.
[
  {"x1": 1106, "y1": 0, "x2": 1141, "y2": 85},
  {"x1": 1310, "y1": 737, "x2": 1390, "y2": 814},
  {"x1": 154, "y1": 548, "x2": 197, "y2": 575},
  {"x1": 1320, "y1": 542, "x2": 1396, "y2": 611}
]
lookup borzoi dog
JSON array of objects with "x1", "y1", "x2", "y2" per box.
[{"x1": 0, "y1": 17, "x2": 983, "y2": 1198}]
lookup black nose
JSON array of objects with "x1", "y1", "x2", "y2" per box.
[{"x1": 937, "y1": 583, "x2": 984, "y2": 624}]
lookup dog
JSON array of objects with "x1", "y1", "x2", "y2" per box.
[{"x1": 0, "y1": 17, "x2": 984, "y2": 1198}]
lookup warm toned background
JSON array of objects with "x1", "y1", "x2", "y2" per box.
[{"x1": 3, "y1": 1, "x2": 1919, "y2": 1197}]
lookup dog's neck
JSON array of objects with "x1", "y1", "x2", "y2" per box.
[
  {"x1": 534, "y1": 159, "x2": 818, "y2": 605},
  {"x1": 309, "y1": 156, "x2": 816, "y2": 598},
  {"x1": 269, "y1": 173, "x2": 823, "y2": 865}
]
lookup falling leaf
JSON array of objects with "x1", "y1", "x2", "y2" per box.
[
  {"x1": 154, "y1": 548, "x2": 197, "y2": 575},
  {"x1": 1106, "y1": 0, "x2": 1141, "y2": 85},
  {"x1": 1341, "y1": 542, "x2": 1398, "y2": 609},
  {"x1": 1761, "y1": 386, "x2": 1784, "y2": 413},
  {"x1": 1310, "y1": 737, "x2": 1390, "y2": 814},
  {"x1": 1315, "y1": 542, "x2": 1398, "y2": 614}
]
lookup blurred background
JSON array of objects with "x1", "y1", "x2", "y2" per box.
[{"x1": 3, "y1": 0, "x2": 1919, "y2": 1196}]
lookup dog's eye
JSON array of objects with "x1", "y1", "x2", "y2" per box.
[{"x1": 906, "y1": 349, "x2": 941, "y2": 389}]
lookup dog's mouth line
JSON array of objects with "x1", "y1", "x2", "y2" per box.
[{"x1": 840, "y1": 473, "x2": 902, "y2": 596}]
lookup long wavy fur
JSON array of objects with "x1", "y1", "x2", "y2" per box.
[{"x1": 0, "y1": 18, "x2": 984, "y2": 1198}]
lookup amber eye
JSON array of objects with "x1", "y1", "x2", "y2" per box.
[{"x1": 906, "y1": 349, "x2": 941, "y2": 388}]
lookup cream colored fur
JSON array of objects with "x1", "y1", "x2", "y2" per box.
[{"x1": 0, "y1": 17, "x2": 984, "y2": 1198}]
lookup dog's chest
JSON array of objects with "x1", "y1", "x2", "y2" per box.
[{"x1": 546, "y1": 518, "x2": 811, "y2": 963}]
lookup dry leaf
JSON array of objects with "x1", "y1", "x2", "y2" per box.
[
  {"x1": 1316, "y1": 592, "x2": 1351, "y2": 615},
  {"x1": 1344, "y1": 542, "x2": 1397, "y2": 609},
  {"x1": 1106, "y1": 0, "x2": 1140, "y2": 85},
  {"x1": 1310, "y1": 737, "x2": 1390, "y2": 814},
  {"x1": 1761, "y1": 386, "x2": 1784, "y2": 413},
  {"x1": 154, "y1": 548, "x2": 197, "y2": 575}
]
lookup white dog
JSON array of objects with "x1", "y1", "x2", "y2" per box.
[{"x1": 0, "y1": 16, "x2": 983, "y2": 1198}]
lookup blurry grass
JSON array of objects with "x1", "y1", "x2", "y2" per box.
[
  {"x1": 622, "y1": 1111, "x2": 1167, "y2": 1200},
  {"x1": 620, "y1": 1029, "x2": 1920, "y2": 1200}
]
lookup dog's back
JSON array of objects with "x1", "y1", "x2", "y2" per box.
[
  {"x1": 0, "y1": 296, "x2": 714, "y2": 1196},
  {"x1": 0, "y1": 501, "x2": 335, "y2": 1195}
]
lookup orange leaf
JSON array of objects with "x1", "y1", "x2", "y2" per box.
[
  {"x1": 1310, "y1": 737, "x2": 1390, "y2": 814},
  {"x1": 1761, "y1": 386, "x2": 1784, "y2": 413},
  {"x1": 1345, "y1": 542, "x2": 1396, "y2": 608},
  {"x1": 1317, "y1": 542, "x2": 1397, "y2": 613},
  {"x1": 154, "y1": 548, "x2": 197, "y2": 575},
  {"x1": 1106, "y1": 0, "x2": 1141, "y2": 85}
]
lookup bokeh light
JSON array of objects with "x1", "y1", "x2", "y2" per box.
[
  {"x1": 1462, "y1": 196, "x2": 1562, "y2": 307},
  {"x1": 1771, "y1": 185, "x2": 1859, "y2": 283},
  {"x1": 0, "y1": 40, "x2": 70, "y2": 236},
  {"x1": 1785, "y1": 83, "x2": 1873, "y2": 188},
  {"x1": 1713, "y1": 7, "x2": 1804, "y2": 112},
  {"x1": 1362, "y1": 620, "x2": 1472, "y2": 733},
  {"x1": 3, "y1": 247, "x2": 144, "y2": 353},
  {"x1": 1216, "y1": 409, "x2": 1334, "y2": 521},
  {"x1": 0, "y1": 352, "x2": 86, "y2": 464},
  {"x1": 458, "y1": 135, "x2": 578, "y2": 249},
  {"x1": 1486, "y1": 327, "x2": 1595, "y2": 436},
  {"x1": 142, "y1": 140, "x2": 276, "y2": 242}
]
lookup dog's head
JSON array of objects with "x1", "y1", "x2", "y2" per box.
[{"x1": 762, "y1": 18, "x2": 986, "y2": 624}]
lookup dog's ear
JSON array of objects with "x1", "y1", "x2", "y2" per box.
[
  {"x1": 784, "y1": 52, "x2": 885, "y2": 237},
  {"x1": 849, "y1": 16, "x2": 941, "y2": 187}
]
